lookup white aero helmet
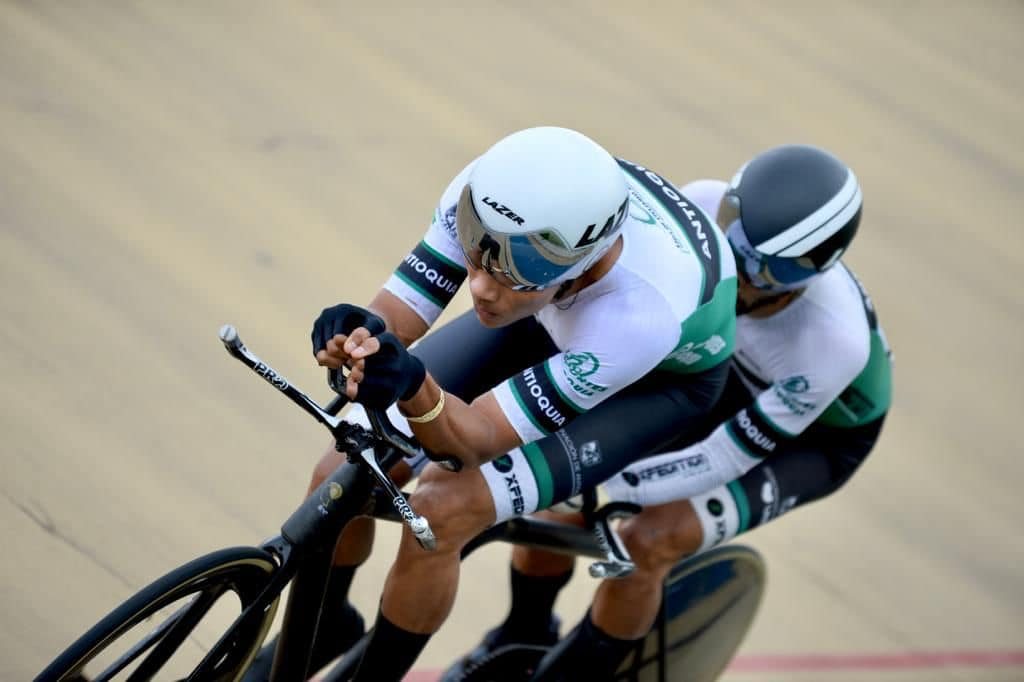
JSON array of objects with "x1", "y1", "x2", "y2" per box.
[{"x1": 455, "y1": 126, "x2": 630, "y2": 290}]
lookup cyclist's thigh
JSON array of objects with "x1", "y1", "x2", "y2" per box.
[
  {"x1": 410, "y1": 310, "x2": 557, "y2": 402},
  {"x1": 654, "y1": 362, "x2": 757, "y2": 452},
  {"x1": 519, "y1": 361, "x2": 731, "y2": 507},
  {"x1": 688, "y1": 414, "x2": 887, "y2": 551}
]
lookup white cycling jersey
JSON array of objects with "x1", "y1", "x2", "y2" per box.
[
  {"x1": 384, "y1": 161, "x2": 738, "y2": 445},
  {"x1": 604, "y1": 179, "x2": 893, "y2": 510}
]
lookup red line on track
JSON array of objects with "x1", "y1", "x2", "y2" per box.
[
  {"x1": 401, "y1": 650, "x2": 1024, "y2": 680},
  {"x1": 725, "y1": 650, "x2": 1024, "y2": 672}
]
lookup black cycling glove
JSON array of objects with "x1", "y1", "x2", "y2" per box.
[
  {"x1": 311, "y1": 303, "x2": 386, "y2": 356},
  {"x1": 355, "y1": 332, "x2": 427, "y2": 409}
]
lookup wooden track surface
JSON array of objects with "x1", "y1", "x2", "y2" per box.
[{"x1": 2, "y1": 3, "x2": 1022, "y2": 680}]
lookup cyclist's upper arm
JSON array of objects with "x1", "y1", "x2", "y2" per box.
[
  {"x1": 469, "y1": 391, "x2": 524, "y2": 453},
  {"x1": 381, "y1": 164, "x2": 473, "y2": 328},
  {"x1": 492, "y1": 294, "x2": 679, "y2": 446},
  {"x1": 369, "y1": 289, "x2": 430, "y2": 347}
]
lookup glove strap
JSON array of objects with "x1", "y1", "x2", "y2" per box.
[{"x1": 404, "y1": 390, "x2": 446, "y2": 424}]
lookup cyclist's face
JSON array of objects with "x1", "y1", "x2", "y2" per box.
[
  {"x1": 464, "y1": 262, "x2": 558, "y2": 328},
  {"x1": 735, "y1": 267, "x2": 802, "y2": 316}
]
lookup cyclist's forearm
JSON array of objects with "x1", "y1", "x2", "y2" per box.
[
  {"x1": 368, "y1": 289, "x2": 430, "y2": 347},
  {"x1": 399, "y1": 379, "x2": 516, "y2": 467},
  {"x1": 605, "y1": 422, "x2": 762, "y2": 506}
]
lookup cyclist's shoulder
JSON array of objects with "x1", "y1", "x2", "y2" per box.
[
  {"x1": 617, "y1": 162, "x2": 732, "y2": 277},
  {"x1": 739, "y1": 286, "x2": 871, "y2": 389},
  {"x1": 798, "y1": 264, "x2": 882, "y2": 338}
]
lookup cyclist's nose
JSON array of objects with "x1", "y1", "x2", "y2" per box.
[{"x1": 468, "y1": 267, "x2": 500, "y2": 302}]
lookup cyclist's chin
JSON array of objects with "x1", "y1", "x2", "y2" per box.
[
  {"x1": 473, "y1": 305, "x2": 508, "y2": 328},
  {"x1": 473, "y1": 290, "x2": 552, "y2": 328}
]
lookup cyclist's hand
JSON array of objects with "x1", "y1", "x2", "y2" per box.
[
  {"x1": 312, "y1": 303, "x2": 386, "y2": 369},
  {"x1": 345, "y1": 331, "x2": 426, "y2": 408}
]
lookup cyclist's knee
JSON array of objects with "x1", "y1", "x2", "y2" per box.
[
  {"x1": 618, "y1": 500, "x2": 702, "y2": 576},
  {"x1": 310, "y1": 444, "x2": 346, "y2": 493},
  {"x1": 311, "y1": 444, "x2": 414, "y2": 494},
  {"x1": 409, "y1": 465, "x2": 495, "y2": 553}
]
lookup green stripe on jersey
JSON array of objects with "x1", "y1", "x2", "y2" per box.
[
  {"x1": 817, "y1": 330, "x2": 893, "y2": 428},
  {"x1": 657, "y1": 276, "x2": 737, "y2": 374},
  {"x1": 752, "y1": 399, "x2": 798, "y2": 439},
  {"x1": 421, "y1": 239, "x2": 463, "y2": 270},
  {"x1": 727, "y1": 480, "x2": 751, "y2": 533},
  {"x1": 521, "y1": 442, "x2": 554, "y2": 511},
  {"x1": 508, "y1": 380, "x2": 550, "y2": 436},
  {"x1": 394, "y1": 270, "x2": 444, "y2": 308}
]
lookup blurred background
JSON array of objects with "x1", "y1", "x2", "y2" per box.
[{"x1": 2, "y1": 3, "x2": 1022, "y2": 680}]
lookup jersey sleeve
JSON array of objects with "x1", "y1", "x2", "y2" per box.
[
  {"x1": 492, "y1": 288, "x2": 680, "y2": 444},
  {"x1": 382, "y1": 164, "x2": 472, "y2": 326},
  {"x1": 604, "y1": 410, "x2": 773, "y2": 506},
  {"x1": 752, "y1": 322, "x2": 871, "y2": 437}
]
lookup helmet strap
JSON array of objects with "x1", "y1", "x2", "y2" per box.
[
  {"x1": 553, "y1": 279, "x2": 576, "y2": 301},
  {"x1": 552, "y1": 279, "x2": 583, "y2": 310}
]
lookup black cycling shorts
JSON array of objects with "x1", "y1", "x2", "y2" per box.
[
  {"x1": 670, "y1": 364, "x2": 886, "y2": 550},
  {"x1": 413, "y1": 310, "x2": 730, "y2": 508}
]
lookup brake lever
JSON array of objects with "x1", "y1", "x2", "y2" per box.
[
  {"x1": 327, "y1": 368, "x2": 463, "y2": 473},
  {"x1": 362, "y1": 445, "x2": 436, "y2": 550}
]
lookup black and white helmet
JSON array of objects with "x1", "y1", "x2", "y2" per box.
[{"x1": 718, "y1": 144, "x2": 862, "y2": 291}]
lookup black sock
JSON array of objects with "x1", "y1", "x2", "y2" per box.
[
  {"x1": 352, "y1": 610, "x2": 431, "y2": 682},
  {"x1": 325, "y1": 564, "x2": 358, "y2": 606},
  {"x1": 500, "y1": 566, "x2": 573, "y2": 642},
  {"x1": 531, "y1": 610, "x2": 640, "y2": 682},
  {"x1": 308, "y1": 565, "x2": 365, "y2": 672}
]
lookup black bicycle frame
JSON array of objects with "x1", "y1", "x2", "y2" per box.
[{"x1": 218, "y1": 325, "x2": 623, "y2": 681}]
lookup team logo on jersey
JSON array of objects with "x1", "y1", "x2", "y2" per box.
[
  {"x1": 773, "y1": 375, "x2": 815, "y2": 415},
  {"x1": 492, "y1": 455, "x2": 514, "y2": 473},
  {"x1": 395, "y1": 240, "x2": 465, "y2": 308},
  {"x1": 617, "y1": 159, "x2": 714, "y2": 261},
  {"x1": 580, "y1": 441, "x2": 602, "y2": 467},
  {"x1": 439, "y1": 205, "x2": 458, "y2": 240},
  {"x1": 727, "y1": 407, "x2": 789, "y2": 458},
  {"x1": 707, "y1": 498, "x2": 724, "y2": 516},
  {"x1": 667, "y1": 335, "x2": 728, "y2": 366},
  {"x1": 511, "y1": 364, "x2": 581, "y2": 434},
  {"x1": 628, "y1": 200, "x2": 657, "y2": 225},
  {"x1": 565, "y1": 352, "x2": 599, "y2": 378},
  {"x1": 562, "y1": 352, "x2": 607, "y2": 398},
  {"x1": 630, "y1": 453, "x2": 712, "y2": 482},
  {"x1": 780, "y1": 375, "x2": 810, "y2": 393}
]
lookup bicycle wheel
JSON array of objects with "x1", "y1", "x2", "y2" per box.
[
  {"x1": 36, "y1": 546, "x2": 280, "y2": 682},
  {"x1": 615, "y1": 544, "x2": 766, "y2": 682}
]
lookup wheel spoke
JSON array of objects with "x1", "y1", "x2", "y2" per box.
[
  {"x1": 89, "y1": 598, "x2": 197, "y2": 681},
  {"x1": 187, "y1": 587, "x2": 279, "y2": 681},
  {"x1": 37, "y1": 548, "x2": 282, "y2": 682},
  {"x1": 125, "y1": 586, "x2": 227, "y2": 682}
]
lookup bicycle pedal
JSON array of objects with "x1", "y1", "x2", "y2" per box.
[{"x1": 589, "y1": 560, "x2": 636, "y2": 579}]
